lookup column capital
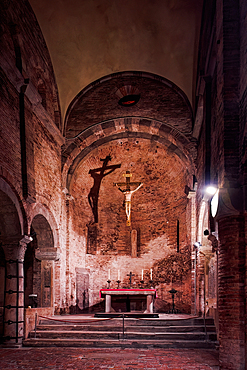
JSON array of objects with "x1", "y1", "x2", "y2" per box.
[
  {"x1": 35, "y1": 247, "x2": 60, "y2": 261},
  {"x1": 2, "y1": 235, "x2": 32, "y2": 260},
  {"x1": 187, "y1": 190, "x2": 196, "y2": 199}
]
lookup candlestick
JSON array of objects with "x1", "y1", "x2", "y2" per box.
[
  {"x1": 116, "y1": 280, "x2": 121, "y2": 289},
  {"x1": 107, "y1": 279, "x2": 111, "y2": 289}
]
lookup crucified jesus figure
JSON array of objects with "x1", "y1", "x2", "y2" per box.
[{"x1": 114, "y1": 171, "x2": 143, "y2": 226}]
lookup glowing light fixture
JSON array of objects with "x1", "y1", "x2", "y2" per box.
[
  {"x1": 193, "y1": 242, "x2": 201, "y2": 249},
  {"x1": 206, "y1": 185, "x2": 218, "y2": 195},
  {"x1": 211, "y1": 189, "x2": 219, "y2": 217}
]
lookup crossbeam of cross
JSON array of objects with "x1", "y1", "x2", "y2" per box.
[{"x1": 127, "y1": 271, "x2": 135, "y2": 286}]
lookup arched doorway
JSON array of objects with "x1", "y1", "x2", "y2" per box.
[{"x1": 24, "y1": 214, "x2": 55, "y2": 308}]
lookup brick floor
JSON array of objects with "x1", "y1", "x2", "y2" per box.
[{"x1": 0, "y1": 347, "x2": 219, "y2": 369}]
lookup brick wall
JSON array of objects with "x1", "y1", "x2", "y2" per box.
[
  {"x1": 66, "y1": 138, "x2": 192, "y2": 312},
  {"x1": 0, "y1": 0, "x2": 64, "y2": 313},
  {"x1": 195, "y1": 0, "x2": 247, "y2": 368}
]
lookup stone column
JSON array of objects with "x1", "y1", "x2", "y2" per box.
[
  {"x1": 146, "y1": 295, "x2": 154, "y2": 313},
  {"x1": 105, "y1": 294, "x2": 111, "y2": 313},
  {"x1": 216, "y1": 188, "x2": 245, "y2": 369},
  {"x1": 2, "y1": 239, "x2": 28, "y2": 347},
  {"x1": 35, "y1": 248, "x2": 60, "y2": 308},
  {"x1": 218, "y1": 214, "x2": 245, "y2": 369}
]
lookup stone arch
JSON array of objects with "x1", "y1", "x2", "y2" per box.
[
  {"x1": 25, "y1": 211, "x2": 58, "y2": 308},
  {"x1": 61, "y1": 72, "x2": 196, "y2": 314},
  {"x1": 62, "y1": 71, "x2": 196, "y2": 191},
  {"x1": 0, "y1": 188, "x2": 22, "y2": 243},
  {"x1": 62, "y1": 117, "x2": 196, "y2": 192},
  {"x1": 64, "y1": 71, "x2": 193, "y2": 137},
  {"x1": 31, "y1": 214, "x2": 54, "y2": 250},
  {"x1": 30, "y1": 203, "x2": 60, "y2": 250},
  {"x1": 0, "y1": 174, "x2": 25, "y2": 236}
]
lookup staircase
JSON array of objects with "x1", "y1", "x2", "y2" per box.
[{"x1": 23, "y1": 315, "x2": 218, "y2": 349}]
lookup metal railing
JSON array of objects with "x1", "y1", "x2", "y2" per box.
[{"x1": 34, "y1": 313, "x2": 144, "y2": 340}]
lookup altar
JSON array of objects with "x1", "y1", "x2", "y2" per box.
[{"x1": 99, "y1": 288, "x2": 157, "y2": 313}]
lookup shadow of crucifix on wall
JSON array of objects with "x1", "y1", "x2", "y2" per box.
[{"x1": 88, "y1": 155, "x2": 121, "y2": 223}]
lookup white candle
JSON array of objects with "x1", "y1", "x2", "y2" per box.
[
  {"x1": 141, "y1": 269, "x2": 143, "y2": 280},
  {"x1": 150, "y1": 268, "x2": 152, "y2": 280},
  {"x1": 108, "y1": 269, "x2": 110, "y2": 280},
  {"x1": 118, "y1": 270, "x2": 120, "y2": 280}
]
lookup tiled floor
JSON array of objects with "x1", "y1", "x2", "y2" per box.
[{"x1": 0, "y1": 347, "x2": 219, "y2": 369}]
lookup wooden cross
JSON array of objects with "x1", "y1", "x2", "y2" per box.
[
  {"x1": 114, "y1": 171, "x2": 141, "y2": 191},
  {"x1": 114, "y1": 171, "x2": 143, "y2": 226},
  {"x1": 127, "y1": 271, "x2": 135, "y2": 286}
]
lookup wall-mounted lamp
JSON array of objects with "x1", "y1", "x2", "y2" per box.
[
  {"x1": 20, "y1": 235, "x2": 33, "y2": 244},
  {"x1": 205, "y1": 185, "x2": 218, "y2": 196},
  {"x1": 210, "y1": 189, "x2": 219, "y2": 217},
  {"x1": 193, "y1": 242, "x2": 201, "y2": 249}
]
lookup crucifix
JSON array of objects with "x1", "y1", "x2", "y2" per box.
[
  {"x1": 127, "y1": 271, "x2": 135, "y2": 286},
  {"x1": 114, "y1": 171, "x2": 143, "y2": 226}
]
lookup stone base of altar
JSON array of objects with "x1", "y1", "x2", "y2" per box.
[{"x1": 99, "y1": 289, "x2": 157, "y2": 314}]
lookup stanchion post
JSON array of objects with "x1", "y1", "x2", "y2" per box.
[{"x1": 34, "y1": 313, "x2": 37, "y2": 338}]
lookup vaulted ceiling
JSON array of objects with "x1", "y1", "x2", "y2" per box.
[
  {"x1": 28, "y1": 0, "x2": 203, "y2": 195},
  {"x1": 29, "y1": 0, "x2": 203, "y2": 125}
]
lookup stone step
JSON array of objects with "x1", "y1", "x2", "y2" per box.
[
  {"x1": 38, "y1": 317, "x2": 215, "y2": 327},
  {"x1": 36, "y1": 324, "x2": 216, "y2": 333},
  {"x1": 29, "y1": 329, "x2": 215, "y2": 341},
  {"x1": 24, "y1": 316, "x2": 218, "y2": 349},
  {"x1": 23, "y1": 337, "x2": 218, "y2": 349}
]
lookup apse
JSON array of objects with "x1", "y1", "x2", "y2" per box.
[{"x1": 62, "y1": 71, "x2": 195, "y2": 313}]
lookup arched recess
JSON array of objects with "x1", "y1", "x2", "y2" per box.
[
  {"x1": 30, "y1": 204, "x2": 60, "y2": 250},
  {"x1": 25, "y1": 210, "x2": 59, "y2": 308},
  {"x1": 64, "y1": 71, "x2": 193, "y2": 138},
  {"x1": 0, "y1": 177, "x2": 25, "y2": 236},
  {"x1": 63, "y1": 134, "x2": 195, "y2": 312},
  {"x1": 61, "y1": 72, "x2": 197, "y2": 313}
]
